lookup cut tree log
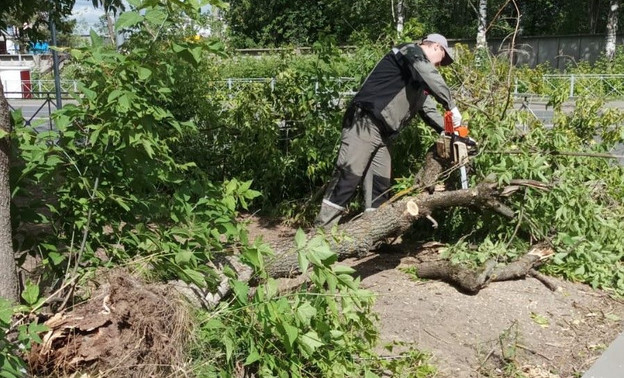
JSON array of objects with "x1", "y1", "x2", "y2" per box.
[{"x1": 264, "y1": 178, "x2": 532, "y2": 278}]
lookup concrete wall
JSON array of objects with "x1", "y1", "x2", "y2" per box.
[{"x1": 453, "y1": 34, "x2": 624, "y2": 70}]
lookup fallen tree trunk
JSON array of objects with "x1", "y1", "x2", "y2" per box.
[{"x1": 265, "y1": 178, "x2": 537, "y2": 278}]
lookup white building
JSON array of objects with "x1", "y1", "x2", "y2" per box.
[{"x1": 0, "y1": 65, "x2": 33, "y2": 98}]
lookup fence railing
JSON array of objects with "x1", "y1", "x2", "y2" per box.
[
  {"x1": 514, "y1": 74, "x2": 624, "y2": 98},
  {"x1": 5, "y1": 92, "x2": 65, "y2": 131},
  {"x1": 5, "y1": 75, "x2": 624, "y2": 101},
  {"x1": 211, "y1": 75, "x2": 624, "y2": 100},
  {"x1": 2, "y1": 79, "x2": 77, "y2": 99}
]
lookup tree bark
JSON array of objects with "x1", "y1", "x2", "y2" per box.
[
  {"x1": 476, "y1": 0, "x2": 487, "y2": 50},
  {"x1": 606, "y1": 0, "x2": 620, "y2": 60},
  {"x1": 0, "y1": 81, "x2": 19, "y2": 302},
  {"x1": 106, "y1": 10, "x2": 116, "y2": 47},
  {"x1": 395, "y1": 0, "x2": 405, "y2": 37},
  {"x1": 264, "y1": 179, "x2": 527, "y2": 278}
]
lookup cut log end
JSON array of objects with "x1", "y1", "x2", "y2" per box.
[{"x1": 405, "y1": 200, "x2": 419, "y2": 217}]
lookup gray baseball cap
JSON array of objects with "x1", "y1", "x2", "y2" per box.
[{"x1": 423, "y1": 33, "x2": 454, "y2": 66}]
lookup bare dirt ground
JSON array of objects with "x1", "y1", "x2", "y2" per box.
[{"x1": 244, "y1": 215, "x2": 624, "y2": 378}]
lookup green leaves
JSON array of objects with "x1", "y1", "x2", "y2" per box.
[
  {"x1": 115, "y1": 11, "x2": 144, "y2": 31},
  {"x1": 0, "y1": 299, "x2": 48, "y2": 377},
  {"x1": 21, "y1": 282, "x2": 40, "y2": 307},
  {"x1": 298, "y1": 331, "x2": 324, "y2": 356},
  {"x1": 192, "y1": 227, "x2": 383, "y2": 376}
]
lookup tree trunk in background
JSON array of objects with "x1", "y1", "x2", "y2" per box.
[
  {"x1": 106, "y1": 10, "x2": 116, "y2": 46},
  {"x1": 589, "y1": 0, "x2": 601, "y2": 34},
  {"x1": 0, "y1": 82, "x2": 19, "y2": 302},
  {"x1": 395, "y1": 0, "x2": 405, "y2": 37},
  {"x1": 476, "y1": 0, "x2": 487, "y2": 49},
  {"x1": 606, "y1": 0, "x2": 620, "y2": 60}
]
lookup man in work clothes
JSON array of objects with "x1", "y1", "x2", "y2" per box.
[{"x1": 315, "y1": 33, "x2": 464, "y2": 227}]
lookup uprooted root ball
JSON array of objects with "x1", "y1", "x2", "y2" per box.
[{"x1": 27, "y1": 271, "x2": 192, "y2": 377}]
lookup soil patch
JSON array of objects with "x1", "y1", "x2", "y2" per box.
[
  {"x1": 244, "y1": 215, "x2": 624, "y2": 378},
  {"x1": 349, "y1": 252, "x2": 624, "y2": 377}
]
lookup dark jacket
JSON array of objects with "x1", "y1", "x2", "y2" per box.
[{"x1": 351, "y1": 43, "x2": 456, "y2": 135}]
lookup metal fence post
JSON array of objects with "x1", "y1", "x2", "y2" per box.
[{"x1": 47, "y1": 92, "x2": 53, "y2": 131}]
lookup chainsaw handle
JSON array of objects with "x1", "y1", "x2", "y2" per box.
[
  {"x1": 444, "y1": 111, "x2": 469, "y2": 137},
  {"x1": 443, "y1": 111, "x2": 454, "y2": 134}
]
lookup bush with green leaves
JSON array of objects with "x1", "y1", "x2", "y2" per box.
[
  {"x1": 170, "y1": 39, "x2": 383, "y2": 220},
  {"x1": 11, "y1": 0, "x2": 260, "y2": 290},
  {"x1": 193, "y1": 230, "x2": 435, "y2": 377}
]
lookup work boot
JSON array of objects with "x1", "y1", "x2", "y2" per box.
[{"x1": 314, "y1": 200, "x2": 345, "y2": 227}]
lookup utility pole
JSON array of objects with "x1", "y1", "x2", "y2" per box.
[{"x1": 49, "y1": 0, "x2": 63, "y2": 109}]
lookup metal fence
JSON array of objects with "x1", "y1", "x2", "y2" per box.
[
  {"x1": 514, "y1": 74, "x2": 624, "y2": 98},
  {"x1": 2, "y1": 79, "x2": 77, "y2": 99},
  {"x1": 6, "y1": 92, "x2": 64, "y2": 131},
  {"x1": 5, "y1": 74, "x2": 624, "y2": 104},
  {"x1": 208, "y1": 75, "x2": 624, "y2": 100}
]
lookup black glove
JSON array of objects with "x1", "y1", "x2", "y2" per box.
[{"x1": 455, "y1": 135, "x2": 479, "y2": 156}]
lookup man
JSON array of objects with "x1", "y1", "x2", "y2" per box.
[{"x1": 315, "y1": 33, "x2": 464, "y2": 227}]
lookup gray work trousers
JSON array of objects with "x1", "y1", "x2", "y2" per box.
[{"x1": 323, "y1": 107, "x2": 392, "y2": 210}]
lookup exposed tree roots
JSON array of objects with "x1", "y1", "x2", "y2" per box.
[{"x1": 27, "y1": 271, "x2": 191, "y2": 377}]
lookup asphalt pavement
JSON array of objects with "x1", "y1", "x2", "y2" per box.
[{"x1": 582, "y1": 332, "x2": 624, "y2": 378}]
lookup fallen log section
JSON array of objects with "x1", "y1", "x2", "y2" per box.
[{"x1": 264, "y1": 178, "x2": 550, "y2": 278}]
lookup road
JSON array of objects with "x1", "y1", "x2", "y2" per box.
[{"x1": 6, "y1": 98, "x2": 67, "y2": 132}]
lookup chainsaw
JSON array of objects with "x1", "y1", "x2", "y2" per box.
[{"x1": 435, "y1": 111, "x2": 478, "y2": 189}]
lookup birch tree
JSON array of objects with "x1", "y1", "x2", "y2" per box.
[
  {"x1": 476, "y1": 0, "x2": 487, "y2": 49},
  {"x1": 606, "y1": 0, "x2": 620, "y2": 60},
  {"x1": 395, "y1": 0, "x2": 405, "y2": 36}
]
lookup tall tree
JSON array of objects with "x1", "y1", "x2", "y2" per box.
[
  {"x1": 606, "y1": 0, "x2": 620, "y2": 60},
  {"x1": 0, "y1": 82, "x2": 17, "y2": 302},
  {"x1": 0, "y1": 0, "x2": 77, "y2": 302},
  {"x1": 395, "y1": 0, "x2": 405, "y2": 37}
]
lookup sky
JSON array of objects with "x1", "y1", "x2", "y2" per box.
[
  {"x1": 71, "y1": 0, "x2": 106, "y2": 35},
  {"x1": 70, "y1": 1, "x2": 212, "y2": 35}
]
